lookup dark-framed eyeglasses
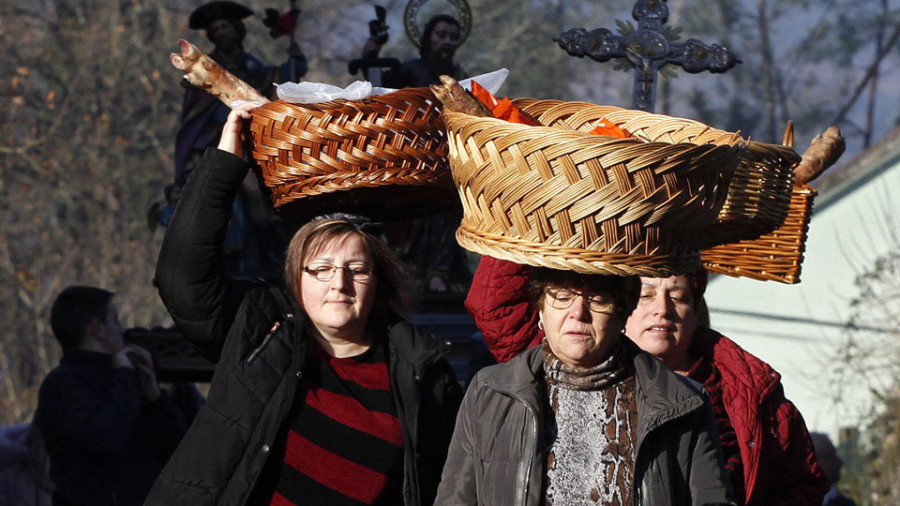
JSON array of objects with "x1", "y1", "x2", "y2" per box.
[
  {"x1": 303, "y1": 264, "x2": 374, "y2": 282},
  {"x1": 545, "y1": 288, "x2": 615, "y2": 314}
]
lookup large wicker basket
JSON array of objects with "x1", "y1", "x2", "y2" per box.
[
  {"x1": 702, "y1": 183, "x2": 816, "y2": 283},
  {"x1": 249, "y1": 88, "x2": 453, "y2": 222},
  {"x1": 512, "y1": 100, "x2": 799, "y2": 246},
  {"x1": 443, "y1": 108, "x2": 745, "y2": 276}
]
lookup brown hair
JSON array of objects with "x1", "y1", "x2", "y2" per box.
[
  {"x1": 528, "y1": 268, "x2": 640, "y2": 320},
  {"x1": 284, "y1": 219, "x2": 411, "y2": 326}
]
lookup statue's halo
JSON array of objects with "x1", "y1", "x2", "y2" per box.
[{"x1": 403, "y1": 0, "x2": 472, "y2": 49}]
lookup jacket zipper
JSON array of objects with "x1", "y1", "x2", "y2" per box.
[
  {"x1": 484, "y1": 384, "x2": 539, "y2": 506},
  {"x1": 245, "y1": 321, "x2": 281, "y2": 364},
  {"x1": 389, "y1": 336, "x2": 442, "y2": 506},
  {"x1": 632, "y1": 396, "x2": 706, "y2": 505}
]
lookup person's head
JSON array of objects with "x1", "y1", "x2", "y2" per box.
[
  {"x1": 420, "y1": 14, "x2": 460, "y2": 60},
  {"x1": 50, "y1": 286, "x2": 123, "y2": 354},
  {"x1": 284, "y1": 218, "x2": 410, "y2": 342},
  {"x1": 529, "y1": 268, "x2": 640, "y2": 369},
  {"x1": 189, "y1": 1, "x2": 252, "y2": 49},
  {"x1": 624, "y1": 270, "x2": 708, "y2": 373},
  {"x1": 810, "y1": 432, "x2": 843, "y2": 485},
  {"x1": 164, "y1": 183, "x2": 182, "y2": 206}
]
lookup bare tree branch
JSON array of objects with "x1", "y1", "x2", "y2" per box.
[{"x1": 830, "y1": 21, "x2": 900, "y2": 128}]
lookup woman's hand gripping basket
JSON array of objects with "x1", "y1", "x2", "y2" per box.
[{"x1": 442, "y1": 104, "x2": 747, "y2": 276}]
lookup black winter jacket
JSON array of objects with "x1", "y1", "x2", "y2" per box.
[
  {"x1": 36, "y1": 351, "x2": 187, "y2": 506},
  {"x1": 145, "y1": 148, "x2": 462, "y2": 506}
]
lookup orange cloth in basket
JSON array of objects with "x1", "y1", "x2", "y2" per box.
[
  {"x1": 470, "y1": 82, "x2": 630, "y2": 140},
  {"x1": 589, "y1": 119, "x2": 631, "y2": 139},
  {"x1": 470, "y1": 82, "x2": 539, "y2": 126}
]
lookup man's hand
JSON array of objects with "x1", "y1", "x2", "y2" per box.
[
  {"x1": 112, "y1": 347, "x2": 135, "y2": 370},
  {"x1": 362, "y1": 36, "x2": 383, "y2": 59},
  {"x1": 123, "y1": 345, "x2": 162, "y2": 402}
]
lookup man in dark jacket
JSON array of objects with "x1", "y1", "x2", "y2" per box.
[
  {"x1": 171, "y1": 1, "x2": 307, "y2": 283},
  {"x1": 34, "y1": 286, "x2": 188, "y2": 506}
]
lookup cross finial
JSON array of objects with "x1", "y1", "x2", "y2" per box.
[{"x1": 556, "y1": 0, "x2": 740, "y2": 111}]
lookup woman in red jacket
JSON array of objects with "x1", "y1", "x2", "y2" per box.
[{"x1": 466, "y1": 255, "x2": 829, "y2": 506}]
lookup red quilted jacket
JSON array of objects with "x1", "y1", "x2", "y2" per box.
[{"x1": 465, "y1": 255, "x2": 829, "y2": 506}]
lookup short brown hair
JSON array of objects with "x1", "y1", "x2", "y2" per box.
[
  {"x1": 284, "y1": 219, "x2": 411, "y2": 326},
  {"x1": 529, "y1": 268, "x2": 640, "y2": 320}
]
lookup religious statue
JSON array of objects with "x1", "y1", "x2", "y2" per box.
[
  {"x1": 354, "y1": 1, "x2": 475, "y2": 298},
  {"x1": 173, "y1": 1, "x2": 307, "y2": 281}
]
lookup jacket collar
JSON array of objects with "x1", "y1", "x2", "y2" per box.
[
  {"x1": 479, "y1": 345, "x2": 545, "y2": 407},
  {"x1": 386, "y1": 319, "x2": 450, "y2": 369},
  {"x1": 627, "y1": 337, "x2": 706, "y2": 440},
  {"x1": 479, "y1": 336, "x2": 708, "y2": 441},
  {"x1": 691, "y1": 327, "x2": 780, "y2": 399}
]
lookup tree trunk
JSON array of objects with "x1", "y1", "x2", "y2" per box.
[{"x1": 757, "y1": 0, "x2": 777, "y2": 142}]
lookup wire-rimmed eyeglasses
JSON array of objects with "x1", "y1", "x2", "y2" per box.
[
  {"x1": 545, "y1": 288, "x2": 615, "y2": 314},
  {"x1": 303, "y1": 264, "x2": 374, "y2": 282}
]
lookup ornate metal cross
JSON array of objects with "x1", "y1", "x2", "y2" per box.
[{"x1": 556, "y1": 0, "x2": 740, "y2": 111}]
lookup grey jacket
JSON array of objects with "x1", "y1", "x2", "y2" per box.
[{"x1": 434, "y1": 339, "x2": 735, "y2": 506}]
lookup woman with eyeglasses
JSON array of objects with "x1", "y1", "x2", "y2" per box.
[
  {"x1": 435, "y1": 266, "x2": 734, "y2": 505},
  {"x1": 146, "y1": 103, "x2": 462, "y2": 506}
]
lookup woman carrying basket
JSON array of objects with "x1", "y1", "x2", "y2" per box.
[
  {"x1": 433, "y1": 74, "x2": 829, "y2": 505},
  {"x1": 145, "y1": 104, "x2": 462, "y2": 506},
  {"x1": 435, "y1": 264, "x2": 735, "y2": 505},
  {"x1": 465, "y1": 258, "x2": 830, "y2": 505}
]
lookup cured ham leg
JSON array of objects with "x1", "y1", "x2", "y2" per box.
[
  {"x1": 794, "y1": 125, "x2": 845, "y2": 185},
  {"x1": 429, "y1": 75, "x2": 493, "y2": 117},
  {"x1": 170, "y1": 39, "x2": 269, "y2": 106}
]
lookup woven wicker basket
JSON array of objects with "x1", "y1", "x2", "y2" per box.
[
  {"x1": 249, "y1": 88, "x2": 453, "y2": 222},
  {"x1": 512, "y1": 99, "x2": 799, "y2": 245},
  {"x1": 701, "y1": 183, "x2": 816, "y2": 283},
  {"x1": 443, "y1": 108, "x2": 745, "y2": 276}
]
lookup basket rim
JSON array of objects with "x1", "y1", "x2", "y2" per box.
[
  {"x1": 501, "y1": 99, "x2": 801, "y2": 248},
  {"x1": 443, "y1": 105, "x2": 748, "y2": 272},
  {"x1": 441, "y1": 110, "x2": 750, "y2": 166},
  {"x1": 266, "y1": 165, "x2": 451, "y2": 202},
  {"x1": 457, "y1": 226, "x2": 702, "y2": 276}
]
